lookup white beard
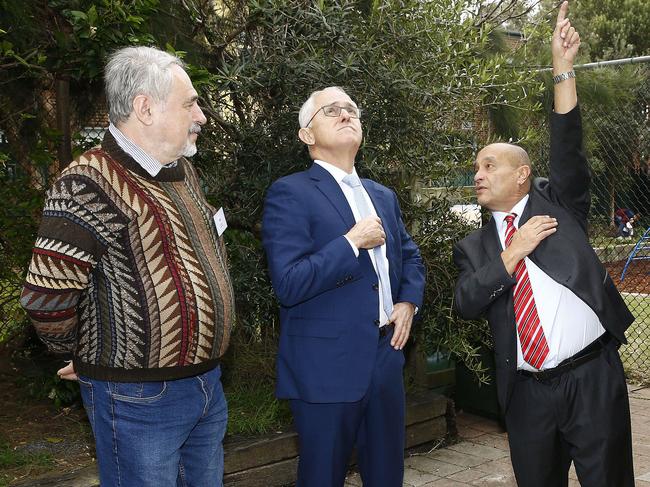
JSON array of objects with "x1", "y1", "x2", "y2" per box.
[{"x1": 182, "y1": 142, "x2": 197, "y2": 158}]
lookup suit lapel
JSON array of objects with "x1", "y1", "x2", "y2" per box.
[
  {"x1": 519, "y1": 197, "x2": 533, "y2": 226},
  {"x1": 308, "y1": 163, "x2": 377, "y2": 281},
  {"x1": 308, "y1": 163, "x2": 356, "y2": 229},
  {"x1": 362, "y1": 180, "x2": 387, "y2": 220},
  {"x1": 481, "y1": 217, "x2": 502, "y2": 256},
  {"x1": 482, "y1": 214, "x2": 518, "y2": 359}
]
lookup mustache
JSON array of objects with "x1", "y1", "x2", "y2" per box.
[{"x1": 189, "y1": 124, "x2": 202, "y2": 134}]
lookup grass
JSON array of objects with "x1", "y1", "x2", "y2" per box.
[
  {"x1": 620, "y1": 294, "x2": 650, "y2": 383},
  {"x1": 225, "y1": 380, "x2": 292, "y2": 437},
  {"x1": 0, "y1": 439, "x2": 55, "y2": 487}
]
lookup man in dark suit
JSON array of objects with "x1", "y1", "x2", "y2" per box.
[
  {"x1": 453, "y1": 3, "x2": 634, "y2": 486},
  {"x1": 262, "y1": 86, "x2": 425, "y2": 486}
]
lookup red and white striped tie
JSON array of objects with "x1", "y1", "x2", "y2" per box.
[{"x1": 505, "y1": 214, "x2": 549, "y2": 369}]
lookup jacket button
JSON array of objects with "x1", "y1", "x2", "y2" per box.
[
  {"x1": 372, "y1": 283, "x2": 379, "y2": 291},
  {"x1": 374, "y1": 319, "x2": 380, "y2": 325}
]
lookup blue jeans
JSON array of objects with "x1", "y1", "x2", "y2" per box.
[{"x1": 78, "y1": 366, "x2": 227, "y2": 487}]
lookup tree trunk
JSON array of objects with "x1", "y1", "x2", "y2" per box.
[{"x1": 55, "y1": 77, "x2": 72, "y2": 170}]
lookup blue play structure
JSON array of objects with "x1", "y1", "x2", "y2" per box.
[{"x1": 621, "y1": 226, "x2": 650, "y2": 281}]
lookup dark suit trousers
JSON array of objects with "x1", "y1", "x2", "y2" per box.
[
  {"x1": 289, "y1": 328, "x2": 405, "y2": 487},
  {"x1": 505, "y1": 341, "x2": 634, "y2": 487}
]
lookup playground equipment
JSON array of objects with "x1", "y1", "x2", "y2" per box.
[{"x1": 621, "y1": 226, "x2": 650, "y2": 281}]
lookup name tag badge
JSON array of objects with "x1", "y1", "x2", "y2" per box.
[{"x1": 213, "y1": 207, "x2": 227, "y2": 236}]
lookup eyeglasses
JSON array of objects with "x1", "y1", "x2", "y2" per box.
[{"x1": 305, "y1": 104, "x2": 362, "y2": 127}]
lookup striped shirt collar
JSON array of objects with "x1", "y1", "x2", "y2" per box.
[{"x1": 108, "y1": 123, "x2": 177, "y2": 177}]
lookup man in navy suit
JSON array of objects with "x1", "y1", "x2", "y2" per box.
[{"x1": 262, "y1": 86, "x2": 425, "y2": 486}]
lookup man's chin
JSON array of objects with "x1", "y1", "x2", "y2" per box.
[{"x1": 182, "y1": 143, "x2": 198, "y2": 158}]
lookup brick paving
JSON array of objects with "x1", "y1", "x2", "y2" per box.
[{"x1": 345, "y1": 385, "x2": 650, "y2": 487}]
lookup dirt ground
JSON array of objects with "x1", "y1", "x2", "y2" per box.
[
  {"x1": 605, "y1": 259, "x2": 650, "y2": 294},
  {"x1": 0, "y1": 352, "x2": 95, "y2": 486}
]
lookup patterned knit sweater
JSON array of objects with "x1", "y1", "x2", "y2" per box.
[{"x1": 20, "y1": 131, "x2": 235, "y2": 381}]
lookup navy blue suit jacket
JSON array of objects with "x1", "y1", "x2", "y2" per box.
[{"x1": 262, "y1": 163, "x2": 425, "y2": 403}]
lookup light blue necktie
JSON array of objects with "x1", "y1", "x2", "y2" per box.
[{"x1": 342, "y1": 173, "x2": 394, "y2": 320}]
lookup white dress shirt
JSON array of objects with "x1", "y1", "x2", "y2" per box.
[
  {"x1": 314, "y1": 160, "x2": 392, "y2": 326},
  {"x1": 493, "y1": 195, "x2": 606, "y2": 371},
  {"x1": 109, "y1": 124, "x2": 177, "y2": 176}
]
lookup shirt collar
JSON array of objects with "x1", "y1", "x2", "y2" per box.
[
  {"x1": 314, "y1": 159, "x2": 358, "y2": 184},
  {"x1": 492, "y1": 194, "x2": 530, "y2": 230},
  {"x1": 108, "y1": 123, "x2": 177, "y2": 177}
]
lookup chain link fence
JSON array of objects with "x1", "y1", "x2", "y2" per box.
[{"x1": 527, "y1": 58, "x2": 650, "y2": 382}]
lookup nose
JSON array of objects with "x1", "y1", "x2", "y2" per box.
[
  {"x1": 194, "y1": 104, "x2": 207, "y2": 125},
  {"x1": 474, "y1": 168, "x2": 483, "y2": 184},
  {"x1": 339, "y1": 108, "x2": 352, "y2": 122}
]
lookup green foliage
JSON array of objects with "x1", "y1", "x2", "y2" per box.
[
  {"x1": 12, "y1": 344, "x2": 82, "y2": 408},
  {"x1": 510, "y1": 2, "x2": 650, "y2": 222},
  {"x1": 17, "y1": 373, "x2": 81, "y2": 409},
  {"x1": 1, "y1": 0, "x2": 545, "y2": 422},
  {"x1": 0, "y1": 0, "x2": 159, "y2": 79},
  {"x1": 186, "y1": 1, "x2": 541, "y2": 380},
  {"x1": 0, "y1": 439, "x2": 54, "y2": 469},
  {"x1": 414, "y1": 198, "x2": 492, "y2": 378},
  {"x1": 0, "y1": 435, "x2": 55, "y2": 487},
  {"x1": 0, "y1": 167, "x2": 43, "y2": 342},
  {"x1": 0, "y1": 0, "x2": 164, "y2": 180},
  {"x1": 572, "y1": 0, "x2": 650, "y2": 60},
  {"x1": 225, "y1": 381, "x2": 292, "y2": 436}
]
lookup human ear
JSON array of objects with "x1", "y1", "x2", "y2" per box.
[
  {"x1": 518, "y1": 165, "x2": 531, "y2": 184},
  {"x1": 132, "y1": 95, "x2": 155, "y2": 126},
  {"x1": 298, "y1": 127, "x2": 315, "y2": 146}
]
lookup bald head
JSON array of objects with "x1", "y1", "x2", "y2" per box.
[
  {"x1": 482, "y1": 143, "x2": 531, "y2": 170},
  {"x1": 473, "y1": 143, "x2": 533, "y2": 212}
]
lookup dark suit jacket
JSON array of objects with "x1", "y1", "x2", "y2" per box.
[
  {"x1": 453, "y1": 106, "x2": 635, "y2": 412},
  {"x1": 262, "y1": 163, "x2": 425, "y2": 403}
]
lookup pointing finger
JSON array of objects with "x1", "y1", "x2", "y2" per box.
[{"x1": 556, "y1": 0, "x2": 568, "y2": 26}]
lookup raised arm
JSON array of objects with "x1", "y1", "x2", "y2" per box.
[
  {"x1": 548, "y1": 1, "x2": 590, "y2": 227},
  {"x1": 552, "y1": 1, "x2": 578, "y2": 114}
]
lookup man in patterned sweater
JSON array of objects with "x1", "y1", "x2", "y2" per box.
[{"x1": 20, "y1": 46, "x2": 235, "y2": 486}]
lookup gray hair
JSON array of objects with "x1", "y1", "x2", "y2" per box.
[
  {"x1": 105, "y1": 46, "x2": 184, "y2": 125},
  {"x1": 298, "y1": 86, "x2": 348, "y2": 128}
]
